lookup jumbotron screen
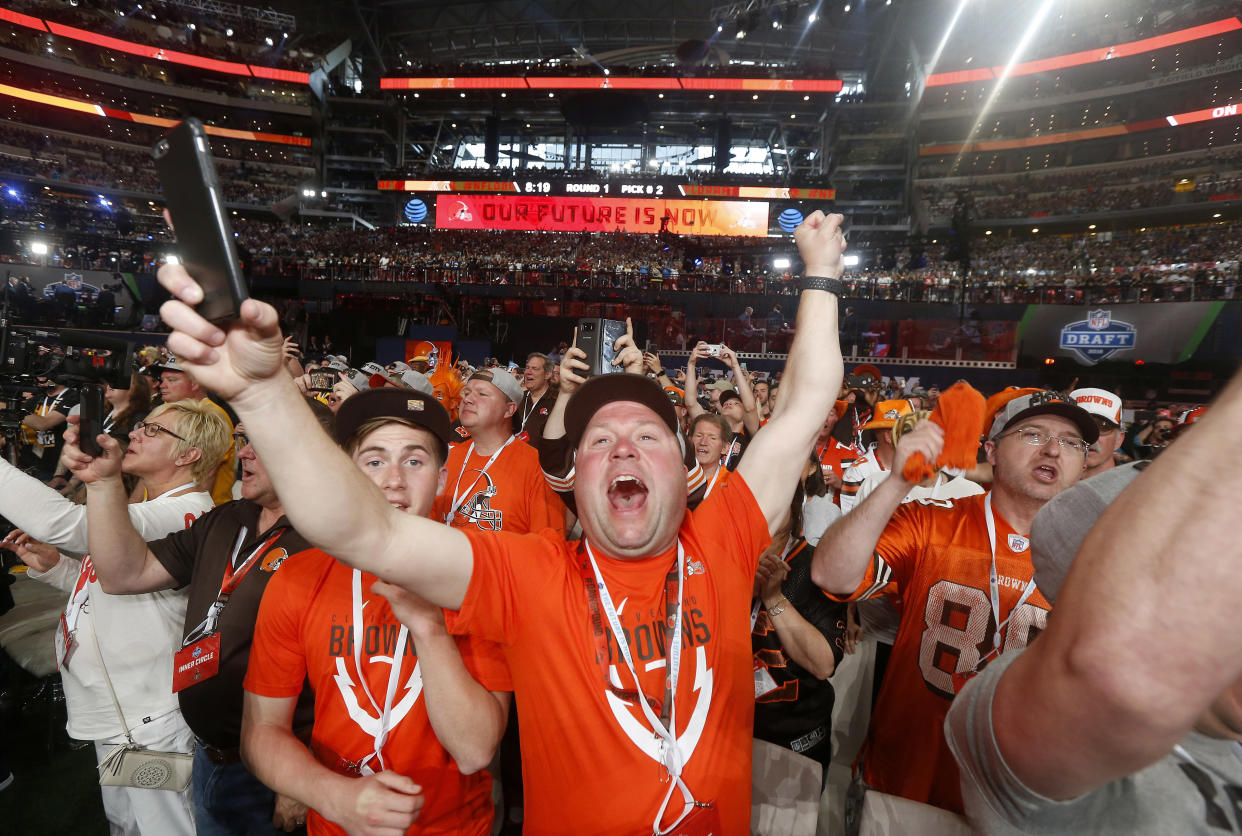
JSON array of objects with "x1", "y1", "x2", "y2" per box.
[{"x1": 434, "y1": 194, "x2": 770, "y2": 236}]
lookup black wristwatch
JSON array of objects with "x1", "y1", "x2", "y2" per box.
[{"x1": 800, "y1": 275, "x2": 845, "y2": 295}]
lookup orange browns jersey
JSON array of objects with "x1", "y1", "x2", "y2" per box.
[
  {"x1": 828, "y1": 492, "x2": 1050, "y2": 813},
  {"x1": 445, "y1": 472, "x2": 772, "y2": 835},
  {"x1": 245, "y1": 549, "x2": 512, "y2": 836},
  {"x1": 433, "y1": 439, "x2": 566, "y2": 536}
]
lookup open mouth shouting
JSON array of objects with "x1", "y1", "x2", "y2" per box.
[
  {"x1": 1032, "y1": 463, "x2": 1059, "y2": 484},
  {"x1": 607, "y1": 474, "x2": 649, "y2": 512}
]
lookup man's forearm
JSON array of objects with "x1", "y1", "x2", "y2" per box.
[
  {"x1": 243, "y1": 720, "x2": 348, "y2": 814},
  {"x1": 736, "y1": 286, "x2": 841, "y2": 529},
  {"x1": 230, "y1": 379, "x2": 472, "y2": 609},
  {"x1": 85, "y1": 477, "x2": 158, "y2": 593},
  {"x1": 232, "y1": 379, "x2": 403, "y2": 566},
  {"x1": 810, "y1": 473, "x2": 908, "y2": 595},
  {"x1": 765, "y1": 605, "x2": 836, "y2": 680},
  {"x1": 543, "y1": 388, "x2": 571, "y2": 441},
  {"x1": 684, "y1": 361, "x2": 704, "y2": 420},
  {"x1": 415, "y1": 633, "x2": 507, "y2": 775},
  {"x1": 22, "y1": 413, "x2": 63, "y2": 431},
  {"x1": 775, "y1": 288, "x2": 841, "y2": 429}
]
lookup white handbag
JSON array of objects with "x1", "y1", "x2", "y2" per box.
[{"x1": 89, "y1": 609, "x2": 193, "y2": 792}]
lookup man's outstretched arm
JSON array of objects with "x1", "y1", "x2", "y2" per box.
[
  {"x1": 986, "y1": 369, "x2": 1242, "y2": 801},
  {"x1": 155, "y1": 264, "x2": 474, "y2": 609},
  {"x1": 738, "y1": 211, "x2": 845, "y2": 533}
]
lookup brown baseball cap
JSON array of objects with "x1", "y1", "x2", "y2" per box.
[
  {"x1": 333, "y1": 389, "x2": 453, "y2": 459},
  {"x1": 565, "y1": 374, "x2": 680, "y2": 449}
]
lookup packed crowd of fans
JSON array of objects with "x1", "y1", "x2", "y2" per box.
[
  {"x1": 0, "y1": 212, "x2": 1232, "y2": 836},
  {"x1": 0, "y1": 122, "x2": 306, "y2": 206}
]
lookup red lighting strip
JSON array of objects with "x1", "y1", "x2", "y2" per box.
[
  {"x1": 918, "y1": 103, "x2": 1240, "y2": 155},
  {"x1": 380, "y1": 76, "x2": 842, "y2": 92},
  {"x1": 926, "y1": 17, "x2": 1242, "y2": 87},
  {"x1": 1, "y1": 6, "x2": 309, "y2": 83},
  {"x1": 0, "y1": 7, "x2": 46, "y2": 29},
  {"x1": 680, "y1": 184, "x2": 836, "y2": 199},
  {"x1": 0, "y1": 82, "x2": 311, "y2": 146}
]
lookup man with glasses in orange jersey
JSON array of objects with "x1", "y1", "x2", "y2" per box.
[{"x1": 811, "y1": 390, "x2": 1098, "y2": 815}]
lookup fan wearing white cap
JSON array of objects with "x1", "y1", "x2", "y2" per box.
[{"x1": 1071, "y1": 387, "x2": 1124, "y2": 479}]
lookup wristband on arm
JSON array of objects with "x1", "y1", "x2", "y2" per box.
[{"x1": 800, "y1": 275, "x2": 845, "y2": 296}]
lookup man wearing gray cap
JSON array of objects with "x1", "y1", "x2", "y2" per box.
[
  {"x1": 432, "y1": 369, "x2": 564, "y2": 536},
  {"x1": 946, "y1": 371, "x2": 1242, "y2": 833},
  {"x1": 810, "y1": 389, "x2": 1098, "y2": 814}
]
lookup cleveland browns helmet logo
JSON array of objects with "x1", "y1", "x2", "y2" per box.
[{"x1": 455, "y1": 470, "x2": 504, "y2": 531}]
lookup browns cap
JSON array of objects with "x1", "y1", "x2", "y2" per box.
[
  {"x1": 861, "y1": 399, "x2": 913, "y2": 431},
  {"x1": 988, "y1": 390, "x2": 1099, "y2": 445},
  {"x1": 333, "y1": 388, "x2": 452, "y2": 457},
  {"x1": 565, "y1": 374, "x2": 680, "y2": 449}
]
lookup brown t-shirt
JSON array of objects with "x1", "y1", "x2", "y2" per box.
[
  {"x1": 149, "y1": 499, "x2": 315, "y2": 749},
  {"x1": 512, "y1": 386, "x2": 556, "y2": 443}
]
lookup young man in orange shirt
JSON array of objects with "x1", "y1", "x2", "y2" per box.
[
  {"x1": 153, "y1": 211, "x2": 848, "y2": 835},
  {"x1": 242, "y1": 389, "x2": 510, "y2": 835}
]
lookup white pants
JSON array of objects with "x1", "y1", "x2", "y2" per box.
[{"x1": 93, "y1": 710, "x2": 197, "y2": 836}]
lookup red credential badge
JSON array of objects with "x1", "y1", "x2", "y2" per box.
[{"x1": 172, "y1": 634, "x2": 221, "y2": 692}]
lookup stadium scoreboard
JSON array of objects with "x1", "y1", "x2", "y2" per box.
[{"x1": 378, "y1": 178, "x2": 834, "y2": 201}]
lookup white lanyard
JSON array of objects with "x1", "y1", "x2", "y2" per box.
[
  {"x1": 153, "y1": 481, "x2": 198, "y2": 500},
  {"x1": 983, "y1": 493, "x2": 1039, "y2": 653},
  {"x1": 520, "y1": 392, "x2": 543, "y2": 430},
  {"x1": 41, "y1": 390, "x2": 66, "y2": 415},
  {"x1": 102, "y1": 409, "x2": 117, "y2": 435},
  {"x1": 584, "y1": 540, "x2": 696, "y2": 835},
  {"x1": 351, "y1": 569, "x2": 409, "y2": 775},
  {"x1": 447, "y1": 435, "x2": 516, "y2": 521},
  {"x1": 702, "y1": 463, "x2": 723, "y2": 499}
]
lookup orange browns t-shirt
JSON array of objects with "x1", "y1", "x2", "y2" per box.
[
  {"x1": 245, "y1": 549, "x2": 512, "y2": 836},
  {"x1": 433, "y1": 438, "x2": 566, "y2": 536},
  {"x1": 445, "y1": 472, "x2": 772, "y2": 835},
  {"x1": 828, "y1": 492, "x2": 1050, "y2": 814}
]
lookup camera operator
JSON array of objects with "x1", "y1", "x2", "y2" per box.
[
  {"x1": 19, "y1": 375, "x2": 79, "y2": 480},
  {"x1": 1129, "y1": 409, "x2": 1176, "y2": 460}
]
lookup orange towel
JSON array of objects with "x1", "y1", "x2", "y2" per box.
[{"x1": 902, "y1": 382, "x2": 987, "y2": 483}]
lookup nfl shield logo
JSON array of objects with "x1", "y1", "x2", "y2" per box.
[{"x1": 1087, "y1": 310, "x2": 1111, "y2": 330}]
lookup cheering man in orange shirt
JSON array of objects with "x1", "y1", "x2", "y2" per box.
[{"x1": 154, "y1": 211, "x2": 848, "y2": 835}]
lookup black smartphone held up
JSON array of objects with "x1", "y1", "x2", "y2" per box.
[
  {"x1": 308, "y1": 370, "x2": 335, "y2": 392},
  {"x1": 152, "y1": 118, "x2": 249, "y2": 321},
  {"x1": 79, "y1": 384, "x2": 107, "y2": 457},
  {"x1": 577, "y1": 318, "x2": 627, "y2": 377}
]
